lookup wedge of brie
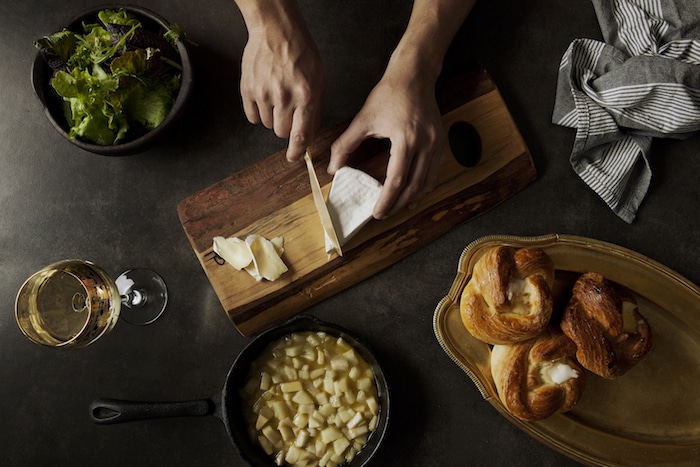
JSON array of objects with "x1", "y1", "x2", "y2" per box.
[{"x1": 324, "y1": 166, "x2": 383, "y2": 253}]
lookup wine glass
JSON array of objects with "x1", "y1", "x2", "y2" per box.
[{"x1": 15, "y1": 259, "x2": 167, "y2": 349}]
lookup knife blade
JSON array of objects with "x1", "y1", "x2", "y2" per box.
[{"x1": 303, "y1": 149, "x2": 343, "y2": 257}]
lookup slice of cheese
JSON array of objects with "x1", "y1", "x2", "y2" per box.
[
  {"x1": 213, "y1": 236, "x2": 252, "y2": 270},
  {"x1": 324, "y1": 167, "x2": 383, "y2": 253},
  {"x1": 213, "y1": 234, "x2": 287, "y2": 281},
  {"x1": 245, "y1": 234, "x2": 288, "y2": 282}
]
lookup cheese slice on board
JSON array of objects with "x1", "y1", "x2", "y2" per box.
[
  {"x1": 213, "y1": 235, "x2": 287, "y2": 281},
  {"x1": 324, "y1": 166, "x2": 383, "y2": 253}
]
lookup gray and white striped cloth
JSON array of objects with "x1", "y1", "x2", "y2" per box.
[{"x1": 553, "y1": 0, "x2": 700, "y2": 223}]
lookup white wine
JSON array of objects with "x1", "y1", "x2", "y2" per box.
[
  {"x1": 16, "y1": 260, "x2": 120, "y2": 348},
  {"x1": 34, "y1": 270, "x2": 90, "y2": 341}
]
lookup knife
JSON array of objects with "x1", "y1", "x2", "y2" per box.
[{"x1": 303, "y1": 149, "x2": 343, "y2": 257}]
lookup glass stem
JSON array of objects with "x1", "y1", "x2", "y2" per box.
[{"x1": 121, "y1": 289, "x2": 147, "y2": 309}]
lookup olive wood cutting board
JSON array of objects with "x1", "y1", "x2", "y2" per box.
[{"x1": 177, "y1": 62, "x2": 535, "y2": 336}]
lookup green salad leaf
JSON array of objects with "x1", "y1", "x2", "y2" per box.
[{"x1": 35, "y1": 8, "x2": 183, "y2": 146}]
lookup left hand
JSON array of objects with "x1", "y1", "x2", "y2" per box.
[{"x1": 329, "y1": 72, "x2": 445, "y2": 220}]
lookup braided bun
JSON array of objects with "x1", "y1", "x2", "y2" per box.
[
  {"x1": 560, "y1": 272, "x2": 652, "y2": 378},
  {"x1": 460, "y1": 246, "x2": 555, "y2": 344},
  {"x1": 491, "y1": 327, "x2": 586, "y2": 421}
]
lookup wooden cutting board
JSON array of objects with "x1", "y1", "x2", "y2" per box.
[{"x1": 177, "y1": 62, "x2": 535, "y2": 336}]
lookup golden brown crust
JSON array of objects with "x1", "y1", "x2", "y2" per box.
[
  {"x1": 560, "y1": 272, "x2": 652, "y2": 378},
  {"x1": 460, "y1": 246, "x2": 555, "y2": 344},
  {"x1": 490, "y1": 327, "x2": 586, "y2": 421}
]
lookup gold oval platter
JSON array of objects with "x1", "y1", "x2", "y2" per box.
[{"x1": 433, "y1": 233, "x2": 700, "y2": 466}]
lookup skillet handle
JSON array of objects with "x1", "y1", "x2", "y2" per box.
[{"x1": 90, "y1": 398, "x2": 215, "y2": 425}]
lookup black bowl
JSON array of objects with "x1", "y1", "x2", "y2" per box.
[
  {"x1": 31, "y1": 4, "x2": 193, "y2": 156},
  {"x1": 224, "y1": 315, "x2": 391, "y2": 467}
]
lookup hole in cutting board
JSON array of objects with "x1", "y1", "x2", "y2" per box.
[{"x1": 448, "y1": 121, "x2": 482, "y2": 168}]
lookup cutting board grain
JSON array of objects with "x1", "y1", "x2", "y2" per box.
[{"x1": 177, "y1": 62, "x2": 535, "y2": 336}]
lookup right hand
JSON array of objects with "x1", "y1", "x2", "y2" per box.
[{"x1": 238, "y1": 3, "x2": 325, "y2": 162}]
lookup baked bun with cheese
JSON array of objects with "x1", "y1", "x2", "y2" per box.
[
  {"x1": 460, "y1": 246, "x2": 555, "y2": 344},
  {"x1": 490, "y1": 326, "x2": 586, "y2": 421},
  {"x1": 560, "y1": 272, "x2": 652, "y2": 379}
]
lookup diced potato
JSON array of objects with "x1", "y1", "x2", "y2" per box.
[
  {"x1": 347, "y1": 424, "x2": 368, "y2": 439},
  {"x1": 292, "y1": 390, "x2": 315, "y2": 405},
  {"x1": 348, "y1": 367, "x2": 361, "y2": 380},
  {"x1": 356, "y1": 377, "x2": 373, "y2": 391},
  {"x1": 343, "y1": 349, "x2": 359, "y2": 366},
  {"x1": 319, "y1": 450, "x2": 332, "y2": 466},
  {"x1": 330, "y1": 451, "x2": 345, "y2": 464},
  {"x1": 367, "y1": 396, "x2": 379, "y2": 415},
  {"x1": 345, "y1": 446, "x2": 357, "y2": 463},
  {"x1": 280, "y1": 381, "x2": 303, "y2": 393},
  {"x1": 315, "y1": 392, "x2": 328, "y2": 406},
  {"x1": 337, "y1": 408, "x2": 354, "y2": 424},
  {"x1": 320, "y1": 426, "x2": 344, "y2": 444},
  {"x1": 323, "y1": 377, "x2": 334, "y2": 395},
  {"x1": 258, "y1": 435, "x2": 274, "y2": 455},
  {"x1": 295, "y1": 429, "x2": 310, "y2": 448},
  {"x1": 285, "y1": 345, "x2": 304, "y2": 357},
  {"x1": 260, "y1": 372, "x2": 272, "y2": 391},
  {"x1": 293, "y1": 413, "x2": 308, "y2": 428},
  {"x1": 279, "y1": 423, "x2": 295, "y2": 442},
  {"x1": 369, "y1": 414, "x2": 378, "y2": 431},
  {"x1": 255, "y1": 412, "x2": 270, "y2": 430},
  {"x1": 284, "y1": 366, "x2": 298, "y2": 381},
  {"x1": 285, "y1": 445, "x2": 303, "y2": 464},
  {"x1": 334, "y1": 377, "x2": 349, "y2": 395},
  {"x1": 346, "y1": 411, "x2": 364, "y2": 429},
  {"x1": 272, "y1": 400, "x2": 290, "y2": 421},
  {"x1": 262, "y1": 425, "x2": 281, "y2": 446},
  {"x1": 333, "y1": 437, "x2": 350, "y2": 456},
  {"x1": 330, "y1": 356, "x2": 349, "y2": 372},
  {"x1": 308, "y1": 415, "x2": 322, "y2": 430}
]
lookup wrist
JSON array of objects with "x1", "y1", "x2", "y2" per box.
[
  {"x1": 384, "y1": 40, "x2": 443, "y2": 91},
  {"x1": 234, "y1": 0, "x2": 304, "y2": 36}
]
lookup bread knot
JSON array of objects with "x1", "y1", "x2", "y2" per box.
[
  {"x1": 491, "y1": 327, "x2": 586, "y2": 421},
  {"x1": 560, "y1": 272, "x2": 652, "y2": 378},
  {"x1": 460, "y1": 246, "x2": 555, "y2": 344}
]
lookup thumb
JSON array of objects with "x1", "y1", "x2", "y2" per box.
[{"x1": 328, "y1": 120, "x2": 368, "y2": 174}]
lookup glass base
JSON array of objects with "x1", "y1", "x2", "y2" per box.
[{"x1": 115, "y1": 269, "x2": 167, "y2": 325}]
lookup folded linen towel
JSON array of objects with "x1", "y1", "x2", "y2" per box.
[{"x1": 553, "y1": 0, "x2": 700, "y2": 222}]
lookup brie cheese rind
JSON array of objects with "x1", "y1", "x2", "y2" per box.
[
  {"x1": 324, "y1": 167, "x2": 383, "y2": 253},
  {"x1": 213, "y1": 235, "x2": 287, "y2": 281}
]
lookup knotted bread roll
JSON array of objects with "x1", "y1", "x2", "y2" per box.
[
  {"x1": 560, "y1": 272, "x2": 652, "y2": 378},
  {"x1": 460, "y1": 246, "x2": 555, "y2": 344},
  {"x1": 491, "y1": 327, "x2": 585, "y2": 421}
]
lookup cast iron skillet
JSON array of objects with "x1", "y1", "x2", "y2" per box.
[{"x1": 90, "y1": 314, "x2": 391, "y2": 466}]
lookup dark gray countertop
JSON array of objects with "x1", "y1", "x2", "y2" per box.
[{"x1": 1, "y1": 1, "x2": 698, "y2": 466}]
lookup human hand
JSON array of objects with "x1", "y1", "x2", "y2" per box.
[
  {"x1": 237, "y1": 2, "x2": 324, "y2": 161},
  {"x1": 329, "y1": 73, "x2": 445, "y2": 220}
]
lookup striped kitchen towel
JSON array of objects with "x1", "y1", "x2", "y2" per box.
[{"x1": 553, "y1": 0, "x2": 700, "y2": 223}]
